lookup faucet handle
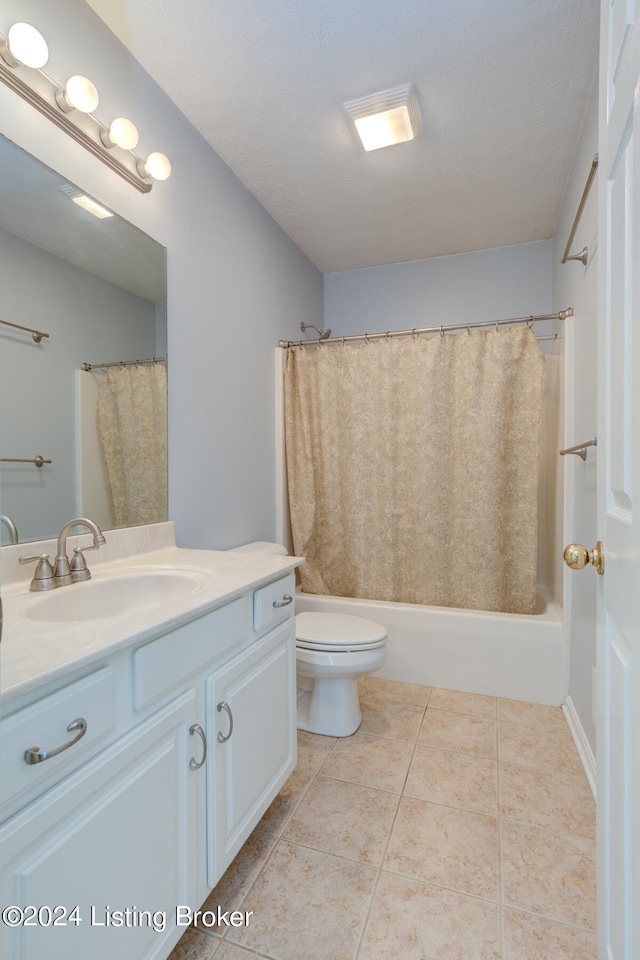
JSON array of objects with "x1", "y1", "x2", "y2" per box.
[
  {"x1": 70, "y1": 546, "x2": 93, "y2": 582},
  {"x1": 19, "y1": 554, "x2": 57, "y2": 592}
]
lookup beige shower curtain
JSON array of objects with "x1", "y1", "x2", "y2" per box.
[
  {"x1": 284, "y1": 327, "x2": 546, "y2": 615},
  {"x1": 97, "y1": 364, "x2": 167, "y2": 528}
]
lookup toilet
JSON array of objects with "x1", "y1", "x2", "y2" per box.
[{"x1": 228, "y1": 542, "x2": 387, "y2": 737}]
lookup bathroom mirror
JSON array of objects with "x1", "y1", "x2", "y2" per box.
[{"x1": 0, "y1": 134, "x2": 167, "y2": 545}]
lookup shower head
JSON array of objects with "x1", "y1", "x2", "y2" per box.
[{"x1": 300, "y1": 322, "x2": 332, "y2": 340}]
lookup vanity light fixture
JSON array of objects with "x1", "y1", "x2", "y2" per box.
[
  {"x1": 344, "y1": 84, "x2": 421, "y2": 152},
  {"x1": 0, "y1": 22, "x2": 171, "y2": 192}
]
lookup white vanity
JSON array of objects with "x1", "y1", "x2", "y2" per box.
[{"x1": 0, "y1": 523, "x2": 301, "y2": 959}]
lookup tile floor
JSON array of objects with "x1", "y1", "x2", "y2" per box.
[{"x1": 169, "y1": 679, "x2": 597, "y2": 960}]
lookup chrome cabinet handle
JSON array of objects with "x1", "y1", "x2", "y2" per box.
[
  {"x1": 189, "y1": 723, "x2": 207, "y2": 770},
  {"x1": 24, "y1": 718, "x2": 87, "y2": 765},
  {"x1": 273, "y1": 594, "x2": 293, "y2": 608},
  {"x1": 217, "y1": 701, "x2": 233, "y2": 743}
]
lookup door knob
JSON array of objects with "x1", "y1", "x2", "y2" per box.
[{"x1": 563, "y1": 541, "x2": 604, "y2": 575}]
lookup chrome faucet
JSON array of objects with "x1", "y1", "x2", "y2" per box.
[
  {"x1": 54, "y1": 518, "x2": 106, "y2": 586},
  {"x1": 1, "y1": 513, "x2": 19, "y2": 545}
]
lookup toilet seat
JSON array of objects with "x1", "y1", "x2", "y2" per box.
[{"x1": 296, "y1": 612, "x2": 387, "y2": 653}]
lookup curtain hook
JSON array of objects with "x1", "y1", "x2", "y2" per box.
[
  {"x1": 467, "y1": 325, "x2": 471, "y2": 335},
  {"x1": 341, "y1": 336, "x2": 346, "y2": 346},
  {"x1": 528, "y1": 316, "x2": 534, "y2": 329},
  {"x1": 440, "y1": 325, "x2": 444, "y2": 337},
  {"x1": 412, "y1": 328, "x2": 418, "y2": 339}
]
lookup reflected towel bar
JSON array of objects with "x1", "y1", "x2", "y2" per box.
[
  {"x1": 561, "y1": 155, "x2": 599, "y2": 265},
  {"x1": 559, "y1": 438, "x2": 597, "y2": 461},
  {"x1": 1, "y1": 455, "x2": 52, "y2": 468},
  {"x1": 81, "y1": 356, "x2": 166, "y2": 371},
  {"x1": 0, "y1": 318, "x2": 49, "y2": 342}
]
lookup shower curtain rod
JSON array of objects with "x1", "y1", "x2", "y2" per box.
[
  {"x1": 81, "y1": 356, "x2": 166, "y2": 371},
  {"x1": 278, "y1": 308, "x2": 573, "y2": 348}
]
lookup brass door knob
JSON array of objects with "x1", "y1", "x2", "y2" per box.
[{"x1": 563, "y1": 541, "x2": 605, "y2": 575}]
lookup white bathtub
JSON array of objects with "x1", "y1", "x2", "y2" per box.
[{"x1": 294, "y1": 587, "x2": 566, "y2": 705}]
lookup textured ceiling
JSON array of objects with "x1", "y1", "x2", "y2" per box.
[{"x1": 84, "y1": 0, "x2": 600, "y2": 273}]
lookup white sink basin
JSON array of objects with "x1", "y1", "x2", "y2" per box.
[{"x1": 25, "y1": 570, "x2": 203, "y2": 622}]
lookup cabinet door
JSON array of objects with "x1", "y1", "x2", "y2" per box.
[
  {"x1": 207, "y1": 619, "x2": 296, "y2": 885},
  {"x1": 0, "y1": 691, "x2": 199, "y2": 960}
]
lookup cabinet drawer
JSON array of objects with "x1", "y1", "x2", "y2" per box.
[
  {"x1": 253, "y1": 574, "x2": 296, "y2": 632},
  {"x1": 0, "y1": 667, "x2": 116, "y2": 812},
  {"x1": 133, "y1": 597, "x2": 248, "y2": 711}
]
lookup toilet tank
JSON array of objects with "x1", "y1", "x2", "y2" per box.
[{"x1": 227, "y1": 541, "x2": 288, "y2": 556}]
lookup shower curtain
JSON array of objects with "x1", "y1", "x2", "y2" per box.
[
  {"x1": 97, "y1": 364, "x2": 167, "y2": 528},
  {"x1": 284, "y1": 326, "x2": 545, "y2": 615}
]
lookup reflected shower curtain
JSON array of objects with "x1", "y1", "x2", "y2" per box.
[
  {"x1": 284, "y1": 327, "x2": 545, "y2": 615},
  {"x1": 97, "y1": 364, "x2": 167, "y2": 528}
]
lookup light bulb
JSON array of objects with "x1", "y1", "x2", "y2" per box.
[
  {"x1": 140, "y1": 152, "x2": 172, "y2": 181},
  {"x1": 101, "y1": 117, "x2": 139, "y2": 150},
  {"x1": 3, "y1": 22, "x2": 49, "y2": 68},
  {"x1": 56, "y1": 75, "x2": 99, "y2": 113}
]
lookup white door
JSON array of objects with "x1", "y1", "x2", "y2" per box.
[{"x1": 597, "y1": 2, "x2": 640, "y2": 957}]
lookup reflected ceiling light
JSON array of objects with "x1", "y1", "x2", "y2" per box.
[
  {"x1": 344, "y1": 84, "x2": 421, "y2": 152},
  {"x1": 55, "y1": 74, "x2": 100, "y2": 113},
  {"x1": 60, "y1": 185, "x2": 114, "y2": 219},
  {"x1": 100, "y1": 116, "x2": 139, "y2": 150},
  {"x1": 1, "y1": 22, "x2": 49, "y2": 69},
  {"x1": 137, "y1": 152, "x2": 172, "y2": 181},
  {"x1": 0, "y1": 24, "x2": 171, "y2": 192}
]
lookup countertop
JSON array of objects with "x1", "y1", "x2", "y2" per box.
[{"x1": 1, "y1": 536, "x2": 301, "y2": 706}]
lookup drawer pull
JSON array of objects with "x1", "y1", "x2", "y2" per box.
[
  {"x1": 217, "y1": 701, "x2": 234, "y2": 743},
  {"x1": 272, "y1": 594, "x2": 293, "y2": 608},
  {"x1": 24, "y1": 717, "x2": 87, "y2": 765},
  {"x1": 189, "y1": 723, "x2": 207, "y2": 770}
]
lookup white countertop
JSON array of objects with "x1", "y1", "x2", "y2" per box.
[{"x1": 1, "y1": 524, "x2": 301, "y2": 706}]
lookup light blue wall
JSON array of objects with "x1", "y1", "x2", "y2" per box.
[
  {"x1": 0, "y1": 0, "x2": 323, "y2": 550},
  {"x1": 324, "y1": 240, "x2": 553, "y2": 336}
]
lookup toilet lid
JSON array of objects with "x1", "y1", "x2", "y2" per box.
[{"x1": 296, "y1": 612, "x2": 387, "y2": 651}]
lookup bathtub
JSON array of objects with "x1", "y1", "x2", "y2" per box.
[{"x1": 294, "y1": 586, "x2": 566, "y2": 705}]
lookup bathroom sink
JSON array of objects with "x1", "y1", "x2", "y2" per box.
[{"x1": 25, "y1": 570, "x2": 203, "y2": 622}]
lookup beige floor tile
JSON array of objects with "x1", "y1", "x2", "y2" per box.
[
  {"x1": 384, "y1": 796, "x2": 499, "y2": 900},
  {"x1": 498, "y1": 705, "x2": 583, "y2": 774},
  {"x1": 429, "y1": 687, "x2": 497, "y2": 718},
  {"x1": 501, "y1": 821, "x2": 596, "y2": 929},
  {"x1": 358, "y1": 871, "x2": 501, "y2": 960},
  {"x1": 358, "y1": 697, "x2": 425, "y2": 741},
  {"x1": 500, "y1": 761, "x2": 595, "y2": 839},
  {"x1": 167, "y1": 927, "x2": 219, "y2": 960},
  {"x1": 201, "y1": 830, "x2": 276, "y2": 914},
  {"x1": 213, "y1": 944, "x2": 271, "y2": 960},
  {"x1": 320, "y1": 732, "x2": 414, "y2": 794},
  {"x1": 405, "y1": 745, "x2": 498, "y2": 816},
  {"x1": 257, "y1": 730, "x2": 336, "y2": 835},
  {"x1": 283, "y1": 775, "x2": 399, "y2": 865},
  {"x1": 418, "y1": 708, "x2": 497, "y2": 758},
  {"x1": 358, "y1": 676, "x2": 372, "y2": 697},
  {"x1": 364, "y1": 677, "x2": 432, "y2": 706},
  {"x1": 227, "y1": 840, "x2": 377, "y2": 960},
  {"x1": 502, "y1": 908, "x2": 597, "y2": 959}
]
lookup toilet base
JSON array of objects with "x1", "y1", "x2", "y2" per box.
[{"x1": 296, "y1": 676, "x2": 363, "y2": 737}]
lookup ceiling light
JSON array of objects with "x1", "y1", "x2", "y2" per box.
[
  {"x1": 1, "y1": 22, "x2": 49, "y2": 69},
  {"x1": 344, "y1": 84, "x2": 421, "y2": 152},
  {"x1": 101, "y1": 117, "x2": 139, "y2": 150},
  {"x1": 56, "y1": 75, "x2": 100, "y2": 113},
  {"x1": 137, "y1": 152, "x2": 172, "y2": 181}
]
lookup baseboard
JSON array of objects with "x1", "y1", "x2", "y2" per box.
[{"x1": 562, "y1": 695, "x2": 596, "y2": 799}]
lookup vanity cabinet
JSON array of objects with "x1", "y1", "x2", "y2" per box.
[
  {"x1": 207, "y1": 617, "x2": 296, "y2": 884},
  {"x1": 0, "y1": 691, "x2": 198, "y2": 960},
  {"x1": 0, "y1": 570, "x2": 298, "y2": 960}
]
